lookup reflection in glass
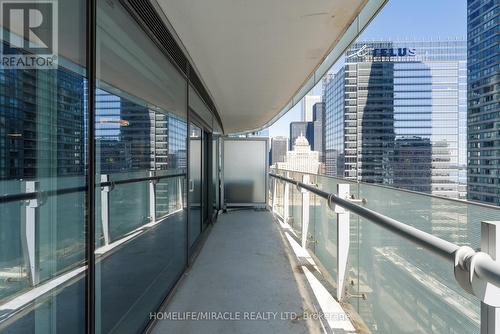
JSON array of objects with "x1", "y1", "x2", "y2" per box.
[
  {"x1": 94, "y1": 0, "x2": 188, "y2": 332},
  {"x1": 0, "y1": 0, "x2": 87, "y2": 332}
]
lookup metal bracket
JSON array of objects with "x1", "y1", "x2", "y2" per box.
[
  {"x1": 454, "y1": 221, "x2": 500, "y2": 310},
  {"x1": 100, "y1": 175, "x2": 111, "y2": 245},
  {"x1": 347, "y1": 194, "x2": 366, "y2": 204}
]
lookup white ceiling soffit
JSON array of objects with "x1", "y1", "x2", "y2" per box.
[{"x1": 154, "y1": 0, "x2": 387, "y2": 134}]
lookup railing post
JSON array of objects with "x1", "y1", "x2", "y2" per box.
[
  {"x1": 283, "y1": 172, "x2": 290, "y2": 224},
  {"x1": 177, "y1": 176, "x2": 183, "y2": 210},
  {"x1": 335, "y1": 184, "x2": 350, "y2": 300},
  {"x1": 481, "y1": 221, "x2": 500, "y2": 334},
  {"x1": 21, "y1": 180, "x2": 39, "y2": 286},
  {"x1": 149, "y1": 171, "x2": 156, "y2": 222},
  {"x1": 301, "y1": 174, "x2": 310, "y2": 248},
  {"x1": 272, "y1": 177, "x2": 277, "y2": 213},
  {"x1": 100, "y1": 174, "x2": 111, "y2": 245}
]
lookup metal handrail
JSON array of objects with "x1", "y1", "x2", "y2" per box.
[
  {"x1": 0, "y1": 172, "x2": 186, "y2": 204},
  {"x1": 272, "y1": 167, "x2": 500, "y2": 211},
  {"x1": 269, "y1": 172, "x2": 500, "y2": 291}
]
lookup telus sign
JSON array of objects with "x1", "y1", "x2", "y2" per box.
[{"x1": 372, "y1": 48, "x2": 416, "y2": 57}]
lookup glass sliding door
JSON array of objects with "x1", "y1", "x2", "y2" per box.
[
  {"x1": 0, "y1": 0, "x2": 87, "y2": 333},
  {"x1": 95, "y1": 0, "x2": 188, "y2": 333}
]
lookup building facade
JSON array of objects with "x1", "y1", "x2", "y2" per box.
[
  {"x1": 312, "y1": 102, "x2": 325, "y2": 163},
  {"x1": 324, "y1": 40, "x2": 467, "y2": 198},
  {"x1": 301, "y1": 95, "x2": 321, "y2": 122},
  {"x1": 467, "y1": 0, "x2": 500, "y2": 206},
  {"x1": 289, "y1": 121, "x2": 313, "y2": 151},
  {"x1": 270, "y1": 136, "x2": 288, "y2": 166},
  {"x1": 277, "y1": 135, "x2": 319, "y2": 174}
]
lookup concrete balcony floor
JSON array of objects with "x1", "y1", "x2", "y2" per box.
[{"x1": 150, "y1": 209, "x2": 355, "y2": 334}]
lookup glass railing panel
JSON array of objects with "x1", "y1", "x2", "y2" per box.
[
  {"x1": 347, "y1": 182, "x2": 500, "y2": 333},
  {"x1": 289, "y1": 179, "x2": 303, "y2": 237},
  {"x1": 271, "y1": 168, "x2": 495, "y2": 334},
  {"x1": 277, "y1": 179, "x2": 285, "y2": 219},
  {"x1": 358, "y1": 184, "x2": 485, "y2": 247},
  {"x1": 108, "y1": 171, "x2": 150, "y2": 241},
  {"x1": 0, "y1": 180, "x2": 30, "y2": 302},
  {"x1": 155, "y1": 173, "x2": 184, "y2": 219},
  {"x1": 39, "y1": 176, "x2": 86, "y2": 276},
  {"x1": 311, "y1": 175, "x2": 356, "y2": 289},
  {"x1": 348, "y1": 216, "x2": 480, "y2": 333}
]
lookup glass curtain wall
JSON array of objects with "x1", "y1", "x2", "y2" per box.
[
  {"x1": 0, "y1": 0, "x2": 224, "y2": 333},
  {"x1": 0, "y1": 0, "x2": 87, "y2": 333},
  {"x1": 94, "y1": 0, "x2": 188, "y2": 333}
]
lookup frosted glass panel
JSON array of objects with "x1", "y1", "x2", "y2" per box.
[{"x1": 223, "y1": 139, "x2": 267, "y2": 205}]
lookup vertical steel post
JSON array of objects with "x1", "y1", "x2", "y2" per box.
[
  {"x1": 481, "y1": 221, "x2": 500, "y2": 334},
  {"x1": 149, "y1": 171, "x2": 156, "y2": 223},
  {"x1": 301, "y1": 174, "x2": 310, "y2": 248},
  {"x1": 178, "y1": 176, "x2": 183, "y2": 210},
  {"x1": 22, "y1": 181, "x2": 39, "y2": 286},
  {"x1": 100, "y1": 175, "x2": 110, "y2": 246},
  {"x1": 335, "y1": 184, "x2": 350, "y2": 300},
  {"x1": 272, "y1": 177, "x2": 277, "y2": 213},
  {"x1": 283, "y1": 172, "x2": 290, "y2": 223}
]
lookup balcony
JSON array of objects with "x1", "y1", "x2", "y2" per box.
[
  {"x1": 2, "y1": 162, "x2": 500, "y2": 334},
  {"x1": 150, "y1": 209, "x2": 353, "y2": 334},
  {"x1": 1, "y1": 0, "x2": 499, "y2": 333}
]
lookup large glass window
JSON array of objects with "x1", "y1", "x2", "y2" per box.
[
  {"x1": 95, "y1": 0, "x2": 187, "y2": 333},
  {"x1": 0, "y1": 0, "x2": 87, "y2": 332}
]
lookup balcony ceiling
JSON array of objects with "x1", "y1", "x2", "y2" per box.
[{"x1": 155, "y1": 0, "x2": 368, "y2": 133}]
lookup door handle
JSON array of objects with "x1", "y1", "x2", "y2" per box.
[{"x1": 189, "y1": 179, "x2": 194, "y2": 192}]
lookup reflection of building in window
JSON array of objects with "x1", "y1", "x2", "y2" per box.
[
  {"x1": 0, "y1": 66, "x2": 85, "y2": 179},
  {"x1": 277, "y1": 135, "x2": 319, "y2": 174}
]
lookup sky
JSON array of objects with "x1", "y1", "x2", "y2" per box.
[{"x1": 268, "y1": 0, "x2": 467, "y2": 138}]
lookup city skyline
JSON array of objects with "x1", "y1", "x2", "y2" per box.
[
  {"x1": 268, "y1": 0, "x2": 466, "y2": 139},
  {"x1": 323, "y1": 39, "x2": 467, "y2": 198}
]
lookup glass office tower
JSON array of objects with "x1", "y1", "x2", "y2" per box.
[
  {"x1": 324, "y1": 40, "x2": 467, "y2": 198},
  {"x1": 289, "y1": 121, "x2": 313, "y2": 151},
  {"x1": 467, "y1": 0, "x2": 500, "y2": 206}
]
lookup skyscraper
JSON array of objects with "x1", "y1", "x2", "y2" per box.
[
  {"x1": 301, "y1": 95, "x2": 321, "y2": 122},
  {"x1": 467, "y1": 0, "x2": 500, "y2": 206},
  {"x1": 270, "y1": 136, "x2": 287, "y2": 166},
  {"x1": 312, "y1": 102, "x2": 325, "y2": 162},
  {"x1": 289, "y1": 121, "x2": 313, "y2": 151},
  {"x1": 324, "y1": 40, "x2": 467, "y2": 198}
]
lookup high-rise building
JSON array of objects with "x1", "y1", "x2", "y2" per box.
[
  {"x1": 312, "y1": 102, "x2": 325, "y2": 162},
  {"x1": 323, "y1": 72, "x2": 345, "y2": 177},
  {"x1": 289, "y1": 121, "x2": 313, "y2": 151},
  {"x1": 270, "y1": 136, "x2": 288, "y2": 166},
  {"x1": 467, "y1": 0, "x2": 500, "y2": 206},
  {"x1": 277, "y1": 135, "x2": 319, "y2": 174},
  {"x1": 301, "y1": 95, "x2": 321, "y2": 122},
  {"x1": 324, "y1": 40, "x2": 467, "y2": 198}
]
